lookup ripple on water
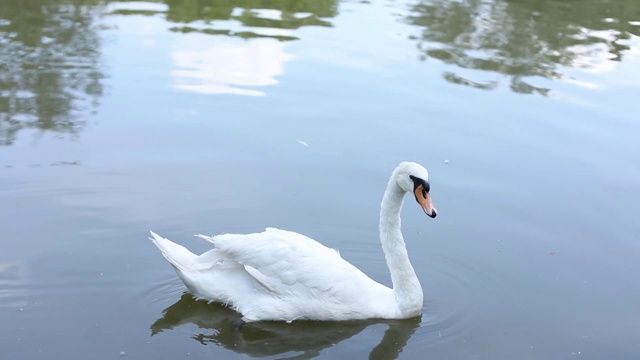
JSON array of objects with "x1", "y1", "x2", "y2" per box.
[
  {"x1": 140, "y1": 277, "x2": 186, "y2": 306},
  {"x1": 415, "y1": 254, "x2": 508, "y2": 350},
  {"x1": 324, "y1": 226, "x2": 508, "y2": 350},
  {"x1": 0, "y1": 262, "x2": 30, "y2": 309}
]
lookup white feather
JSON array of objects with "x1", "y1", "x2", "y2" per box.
[{"x1": 150, "y1": 162, "x2": 435, "y2": 322}]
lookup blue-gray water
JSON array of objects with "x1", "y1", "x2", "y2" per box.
[{"x1": 1, "y1": 0, "x2": 639, "y2": 359}]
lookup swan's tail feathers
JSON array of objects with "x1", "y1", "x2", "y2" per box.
[{"x1": 149, "y1": 231, "x2": 197, "y2": 273}]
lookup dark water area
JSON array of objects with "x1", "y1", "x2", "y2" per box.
[{"x1": 1, "y1": 0, "x2": 639, "y2": 359}]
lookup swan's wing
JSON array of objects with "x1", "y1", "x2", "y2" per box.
[{"x1": 197, "y1": 228, "x2": 370, "y2": 295}]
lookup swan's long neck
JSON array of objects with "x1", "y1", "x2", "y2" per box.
[{"x1": 379, "y1": 177, "x2": 423, "y2": 317}]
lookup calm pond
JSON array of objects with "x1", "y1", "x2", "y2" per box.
[{"x1": 1, "y1": 0, "x2": 639, "y2": 359}]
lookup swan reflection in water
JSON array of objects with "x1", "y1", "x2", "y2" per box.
[{"x1": 151, "y1": 293, "x2": 421, "y2": 359}]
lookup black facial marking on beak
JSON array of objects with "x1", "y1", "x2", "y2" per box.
[{"x1": 409, "y1": 175, "x2": 430, "y2": 193}]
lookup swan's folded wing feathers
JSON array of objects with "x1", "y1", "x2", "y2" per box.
[
  {"x1": 211, "y1": 228, "x2": 341, "y2": 267},
  {"x1": 210, "y1": 228, "x2": 356, "y2": 295},
  {"x1": 243, "y1": 265, "x2": 278, "y2": 293},
  {"x1": 193, "y1": 248, "x2": 239, "y2": 271}
]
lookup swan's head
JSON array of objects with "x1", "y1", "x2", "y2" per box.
[{"x1": 394, "y1": 162, "x2": 437, "y2": 218}]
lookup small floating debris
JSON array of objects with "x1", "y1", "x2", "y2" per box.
[
  {"x1": 120, "y1": 351, "x2": 125, "y2": 356},
  {"x1": 547, "y1": 251, "x2": 556, "y2": 256},
  {"x1": 297, "y1": 140, "x2": 309, "y2": 147},
  {"x1": 444, "y1": 159, "x2": 450, "y2": 164}
]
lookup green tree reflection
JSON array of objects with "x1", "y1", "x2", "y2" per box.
[
  {"x1": 165, "y1": 0, "x2": 336, "y2": 24},
  {"x1": 407, "y1": 0, "x2": 640, "y2": 95},
  {"x1": 109, "y1": 0, "x2": 338, "y2": 40},
  {"x1": 0, "y1": 0, "x2": 104, "y2": 145}
]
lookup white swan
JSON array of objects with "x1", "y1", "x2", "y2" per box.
[{"x1": 150, "y1": 162, "x2": 437, "y2": 322}]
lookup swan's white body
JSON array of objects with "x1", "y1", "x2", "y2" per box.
[{"x1": 150, "y1": 162, "x2": 436, "y2": 322}]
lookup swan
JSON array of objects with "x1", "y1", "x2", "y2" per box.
[{"x1": 150, "y1": 161, "x2": 437, "y2": 322}]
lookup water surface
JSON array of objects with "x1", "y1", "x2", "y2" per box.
[{"x1": 1, "y1": 0, "x2": 639, "y2": 359}]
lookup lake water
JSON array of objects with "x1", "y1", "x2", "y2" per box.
[{"x1": 1, "y1": 0, "x2": 639, "y2": 359}]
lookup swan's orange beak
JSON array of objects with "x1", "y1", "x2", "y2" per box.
[{"x1": 414, "y1": 185, "x2": 437, "y2": 218}]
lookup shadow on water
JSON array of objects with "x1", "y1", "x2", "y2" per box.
[
  {"x1": 0, "y1": 0, "x2": 105, "y2": 146},
  {"x1": 405, "y1": 0, "x2": 640, "y2": 94},
  {"x1": 151, "y1": 292, "x2": 420, "y2": 360},
  {"x1": 109, "y1": 0, "x2": 338, "y2": 41}
]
